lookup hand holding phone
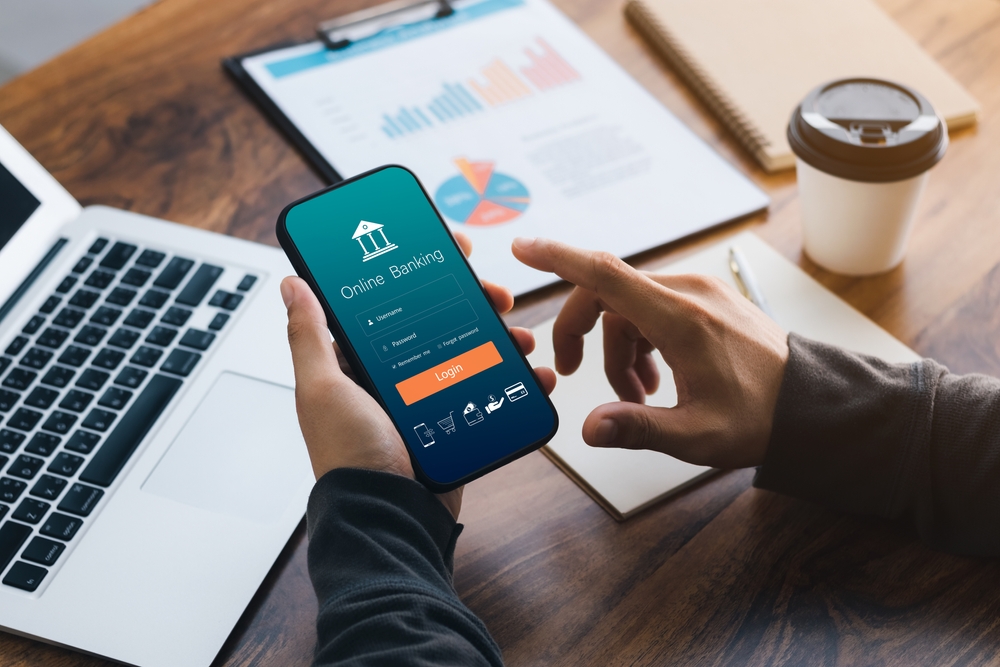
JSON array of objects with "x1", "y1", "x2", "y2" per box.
[{"x1": 277, "y1": 166, "x2": 559, "y2": 493}]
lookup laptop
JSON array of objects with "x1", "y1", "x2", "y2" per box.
[{"x1": 0, "y1": 124, "x2": 314, "y2": 666}]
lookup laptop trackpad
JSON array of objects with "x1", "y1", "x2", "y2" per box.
[{"x1": 141, "y1": 372, "x2": 310, "y2": 523}]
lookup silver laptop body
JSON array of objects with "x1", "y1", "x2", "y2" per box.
[{"x1": 0, "y1": 125, "x2": 313, "y2": 666}]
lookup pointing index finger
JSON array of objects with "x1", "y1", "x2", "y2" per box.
[{"x1": 512, "y1": 237, "x2": 672, "y2": 328}]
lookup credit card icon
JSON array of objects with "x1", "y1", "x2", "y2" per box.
[{"x1": 504, "y1": 382, "x2": 528, "y2": 402}]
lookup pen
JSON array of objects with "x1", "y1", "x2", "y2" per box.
[{"x1": 728, "y1": 246, "x2": 776, "y2": 320}]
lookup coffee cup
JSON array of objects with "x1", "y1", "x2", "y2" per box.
[{"x1": 787, "y1": 78, "x2": 948, "y2": 275}]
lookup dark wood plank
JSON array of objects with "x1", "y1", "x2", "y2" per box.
[{"x1": 1, "y1": 0, "x2": 999, "y2": 665}]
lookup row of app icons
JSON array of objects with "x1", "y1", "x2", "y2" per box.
[{"x1": 413, "y1": 381, "x2": 529, "y2": 447}]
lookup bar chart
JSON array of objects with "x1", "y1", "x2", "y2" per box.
[{"x1": 379, "y1": 36, "x2": 582, "y2": 139}]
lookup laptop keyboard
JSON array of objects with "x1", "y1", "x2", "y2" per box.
[{"x1": 0, "y1": 237, "x2": 257, "y2": 593}]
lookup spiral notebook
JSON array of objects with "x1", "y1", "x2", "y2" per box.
[
  {"x1": 624, "y1": 0, "x2": 980, "y2": 173},
  {"x1": 526, "y1": 232, "x2": 921, "y2": 520}
]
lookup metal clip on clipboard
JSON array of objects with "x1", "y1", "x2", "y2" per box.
[{"x1": 316, "y1": 0, "x2": 455, "y2": 50}]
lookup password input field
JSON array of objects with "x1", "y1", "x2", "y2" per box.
[{"x1": 371, "y1": 299, "x2": 479, "y2": 362}]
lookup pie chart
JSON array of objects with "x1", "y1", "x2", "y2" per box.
[{"x1": 434, "y1": 158, "x2": 530, "y2": 226}]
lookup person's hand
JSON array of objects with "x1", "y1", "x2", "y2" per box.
[
  {"x1": 281, "y1": 232, "x2": 556, "y2": 519},
  {"x1": 512, "y1": 237, "x2": 788, "y2": 469}
]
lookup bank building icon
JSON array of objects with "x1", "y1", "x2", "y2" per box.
[{"x1": 352, "y1": 220, "x2": 398, "y2": 262}]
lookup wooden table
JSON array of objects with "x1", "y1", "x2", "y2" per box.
[{"x1": 3, "y1": 0, "x2": 1000, "y2": 664}]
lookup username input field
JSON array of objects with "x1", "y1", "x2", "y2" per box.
[
  {"x1": 371, "y1": 299, "x2": 478, "y2": 362},
  {"x1": 356, "y1": 274, "x2": 464, "y2": 336}
]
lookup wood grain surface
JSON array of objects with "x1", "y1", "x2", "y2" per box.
[{"x1": 2, "y1": 0, "x2": 1000, "y2": 665}]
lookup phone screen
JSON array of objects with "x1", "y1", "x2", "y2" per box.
[{"x1": 279, "y1": 166, "x2": 557, "y2": 489}]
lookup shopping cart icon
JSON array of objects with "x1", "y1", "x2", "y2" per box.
[{"x1": 437, "y1": 411, "x2": 456, "y2": 434}]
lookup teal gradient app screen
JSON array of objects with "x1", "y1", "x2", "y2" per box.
[{"x1": 283, "y1": 167, "x2": 556, "y2": 484}]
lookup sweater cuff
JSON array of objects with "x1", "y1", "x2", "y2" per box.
[
  {"x1": 306, "y1": 468, "x2": 462, "y2": 600},
  {"x1": 753, "y1": 333, "x2": 931, "y2": 518}
]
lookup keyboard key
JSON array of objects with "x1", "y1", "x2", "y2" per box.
[
  {"x1": 93, "y1": 349, "x2": 125, "y2": 370},
  {"x1": 58, "y1": 345, "x2": 91, "y2": 368},
  {"x1": 36, "y1": 327, "x2": 70, "y2": 349},
  {"x1": 223, "y1": 293, "x2": 244, "y2": 310},
  {"x1": 115, "y1": 367, "x2": 148, "y2": 388},
  {"x1": 146, "y1": 326, "x2": 177, "y2": 347},
  {"x1": 40, "y1": 366, "x2": 75, "y2": 388},
  {"x1": 59, "y1": 390, "x2": 94, "y2": 413},
  {"x1": 0, "y1": 522, "x2": 32, "y2": 574},
  {"x1": 30, "y1": 475, "x2": 68, "y2": 501},
  {"x1": 5, "y1": 336, "x2": 29, "y2": 356},
  {"x1": 2, "y1": 561, "x2": 47, "y2": 591},
  {"x1": 106, "y1": 287, "x2": 137, "y2": 307},
  {"x1": 123, "y1": 308, "x2": 155, "y2": 329},
  {"x1": 56, "y1": 276, "x2": 77, "y2": 294},
  {"x1": 0, "y1": 503, "x2": 6, "y2": 520},
  {"x1": 153, "y1": 257, "x2": 195, "y2": 290},
  {"x1": 22, "y1": 316, "x2": 45, "y2": 335},
  {"x1": 21, "y1": 348, "x2": 53, "y2": 370},
  {"x1": 208, "y1": 312, "x2": 229, "y2": 331},
  {"x1": 0, "y1": 430, "x2": 26, "y2": 454},
  {"x1": 76, "y1": 369, "x2": 109, "y2": 391},
  {"x1": 88, "y1": 238, "x2": 109, "y2": 255},
  {"x1": 42, "y1": 411, "x2": 77, "y2": 435},
  {"x1": 175, "y1": 264, "x2": 223, "y2": 306},
  {"x1": 65, "y1": 430, "x2": 101, "y2": 454},
  {"x1": 208, "y1": 290, "x2": 229, "y2": 308},
  {"x1": 22, "y1": 536, "x2": 65, "y2": 566},
  {"x1": 90, "y1": 306, "x2": 122, "y2": 327},
  {"x1": 57, "y1": 483, "x2": 104, "y2": 516},
  {"x1": 8, "y1": 454, "x2": 44, "y2": 479},
  {"x1": 80, "y1": 375, "x2": 182, "y2": 487},
  {"x1": 82, "y1": 409, "x2": 116, "y2": 432},
  {"x1": 41, "y1": 512, "x2": 82, "y2": 541},
  {"x1": 74, "y1": 326, "x2": 107, "y2": 347},
  {"x1": 48, "y1": 452, "x2": 84, "y2": 477},
  {"x1": 25, "y1": 387, "x2": 59, "y2": 410},
  {"x1": 1, "y1": 477, "x2": 27, "y2": 504},
  {"x1": 0, "y1": 390, "x2": 18, "y2": 412},
  {"x1": 40, "y1": 296, "x2": 61, "y2": 314},
  {"x1": 84, "y1": 269, "x2": 115, "y2": 289},
  {"x1": 108, "y1": 328, "x2": 140, "y2": 349},
  {"x1": 98, "y1": 387, "x2": 132, "y2": 410},
  {"x1": 135, "y1": 249, "x2": 166, "y2": 268},
  {"x1": 13, "y1": 497, "x2": 50, "y2": 523},
  {"x1": 3, "y1": 369, "x2": 36, "y2": 391},
  {"x1": 8, "y1": 408, "x2": 42, "y2": 431},
  {"x1": 72, "y1": 257, "x2": 93, "y2": 274},
  {"x1": 120, "y1": 267, "x2": 151, "y2": 287},
  {"x1": 179, "y1": 329, "x2": 215, "y2": 351},
  {"x1": 25, "y1": 433, "x2": 60, "y2": 456},
  {"x1": 161, "y1": 349, "x2": 200, "y2": 377},
  {"x1": 54, "y1": 307, "x2": 86, "y2": 328},
  {"x1": 0, "y1": 357, "x2": 10, "y2": 375},
  {"x1": 237, "y1": 274, "x2": 258, "y2": 291},
  {"x1": 68, "y1": 289, "x2": 100, "y2": 309},
  {"x1": 161, "y1": 306, "x2": 192, "y2": 327},
  {"x1": 100, "y1": 242, "x2": 137, "y2": 270},
  {"x1": 138, "y1": 289, "x2": 170, "y2": 309}
]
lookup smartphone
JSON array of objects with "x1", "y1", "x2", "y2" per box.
[{"x1": 276, "y1": 165, "x2": 558, "y2": 492}]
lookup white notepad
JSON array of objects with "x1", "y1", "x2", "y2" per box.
[{"x1": 526, "y1": 232, "x2": 920, "y2": 519}]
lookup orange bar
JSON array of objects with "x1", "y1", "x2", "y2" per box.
[{"x1": 395, "y1": 341, "x2": 503, "y2": 406}]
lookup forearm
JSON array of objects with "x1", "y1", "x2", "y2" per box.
[
  {"x1": 307, "y1": 468, "x2": 502, "y2": 666},
  {"x1": 755, "y1": 334, "x2": 1000, "y2": 555}
]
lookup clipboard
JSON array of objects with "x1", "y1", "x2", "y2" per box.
[
  {"x1": 221, "y1": 0, "x2": 770, "y2": 296},
  {"x1": 224, "y1": 0, "x2": 458, "y2": 183}
]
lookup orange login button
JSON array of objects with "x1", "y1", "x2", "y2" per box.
[{"x1": 395, "y1": 342, "x2": 503, "y2": 406}]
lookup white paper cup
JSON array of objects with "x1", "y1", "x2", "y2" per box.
[
  {"x1": 797, "y1": 158, "x2": 928, "y2": 275},
  {"x1": 788, "y1": 78, "x2": 948, "y2": 276}
]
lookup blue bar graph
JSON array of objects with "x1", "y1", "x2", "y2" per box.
[{"x1": 380, "y1": 82, "x2": 485, "y2": 139}]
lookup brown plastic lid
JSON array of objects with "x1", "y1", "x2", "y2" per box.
[{"x1": 787, "y1": 78, "x2": 948, "y2": 183}]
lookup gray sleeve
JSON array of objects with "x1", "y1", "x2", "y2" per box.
[{"x1": 754, "y1": 333, "x2": 1000, "y2": 555}]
